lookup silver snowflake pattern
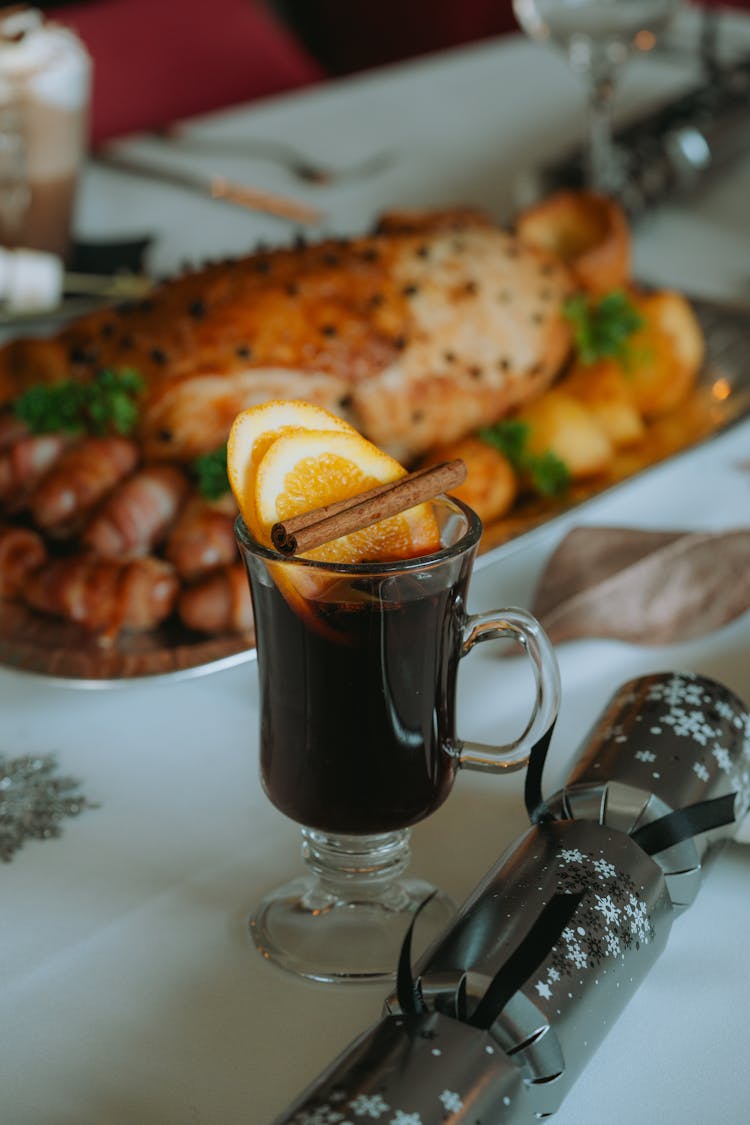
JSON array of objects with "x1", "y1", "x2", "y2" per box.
[
  {"x1": 646, "y1": 674, "x2": 705, "y2": 709},
  {"x1": 591, "y1": 936, "x2": 609, "y2": 961},
  {"x1": 294, "y1": 1108, "x2": 344, "y2": 1125},
  {"x1": 349, "y1": 1095, "x2": 389, "y2": 1119},
  {"x1": 733, "y1": 770, "x2": 750, "y2": 817},
  {"x1": 390, "y1": 1113, "x2": 422, "y2": 1125},
  {"x1": 625, "y1": 895, "x2": 651, "y2": 944},
  {"x1": 568, "y1": 943, "x2": 589, "y2": 970},
  {"x1": 546, "y1": 847, "x2": 653, "y2": 988},
  {"x1": 712, "y1": 745, "x2": 733, "y2": 773},
  {"x1": 559, "y1": 847, "x2": 586, "y2": 864},
  {"x1": 716, "y1": 700, "x2": 740, "y2": 723},
  {"x1": 0, "y1": 753, "x2": 97, "y2": 862},
  {"x1": 693, "y1": 761, "x2": 710, "y2": 782},
  {"x1": 560, "y1": 927, "x2": 589, "y2": 970},
  {"x1": 661, "y1": 707, "x2": 716, "y2": 746},
  {"x1": 593, "y1": 894, "x2": 621, "y2": 926},
  {"x1": 592, "y1": 858, "x2": 616, "y2": 880},
  {"x1": 535, "y1": 979, "x2": 553, "y2": 999},
  {"x1": 605, "y1": 931, "x2": 621, "y2": 956},
  {"x1": 634, "y1": 749, "x2": 657, "y2": 763},
  {"x1": 439, "y1": 1091, "x2": 463, "y2": 1113}
]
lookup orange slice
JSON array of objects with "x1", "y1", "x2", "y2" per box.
[
  {"x1": 227, "y1": 400, "x2": 355, "y2": 534},
  {"x1": 254, "y1": 428, "x2": 441, "y2": 564}
]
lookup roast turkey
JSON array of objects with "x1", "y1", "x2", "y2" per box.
[{"x1": 0, "y1": 210, "x2": 575, "y2": 464}]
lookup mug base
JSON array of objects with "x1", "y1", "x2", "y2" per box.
[{"x1": 250, "y1": 873, "x2": 456, "y2": 983}]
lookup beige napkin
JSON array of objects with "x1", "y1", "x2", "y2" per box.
[{"x1": 531, "y1": 526, "x2": 750, "y2": 646}]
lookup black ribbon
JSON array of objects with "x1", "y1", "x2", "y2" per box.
[
  {"x1": 396, "y1": 893, "x2": 435, "y2": 1016},
  {"x1": 468, "y1": 891, "x2": 583, "y2": 1030},
  {"x1": 396, "y1": 889, "x2": 583, "y2": 1026},
  {"x1": 524, "y1": 720, "x2": 557, "y2": 826},
  {"x1": 630, "y1": 792, "x2": 737, "y2": 857}
]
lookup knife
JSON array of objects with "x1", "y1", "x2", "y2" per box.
[{"x1": 95, "y1": 150, "x2": 325, "y2": 226}]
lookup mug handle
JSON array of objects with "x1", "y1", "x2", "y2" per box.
[{"x1": 455, "y1": 607, "x2": 560, "y2": 774}]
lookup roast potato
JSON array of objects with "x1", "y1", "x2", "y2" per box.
[
  {"x1": 560, "y1": 359, "x2": 646, "y2": 448},
  {"x1": 514, "y1": 388, "x2": 614, "y2": 479},
  {"x1": 422, "y1": 436, "x2": 518, "y2": 525},
  {"x1": 515, "y1": 190, "x2": 631, "y2": 296},
  {"x1": 624, "y1": 290, "x2": 705, "y2": 418}
]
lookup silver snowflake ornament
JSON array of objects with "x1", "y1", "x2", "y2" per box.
[{"x1": 0, "y1": 753, "x2": 97, "y2": 862}]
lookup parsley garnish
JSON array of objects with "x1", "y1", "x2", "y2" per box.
[
  {"x1": 13, "y1": 368, "x2": 144, "y2": 436},
  {"x1": 191, "y1": 444, "x2": 229, "y2": 500},
  {"x1": 563, "y1": 290, "x2": 644, "y2": 365},
  {"x1": 479, "y1": 418, "x2": 570, "y2": 497}
]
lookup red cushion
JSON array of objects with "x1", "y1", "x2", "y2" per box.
[{"x1": 51, "y1": 0, "x2": 326, "y2": 146}]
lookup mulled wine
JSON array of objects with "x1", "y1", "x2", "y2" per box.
[{"x1": 251, "y1": 564, "x2": 471, "y2": 835}]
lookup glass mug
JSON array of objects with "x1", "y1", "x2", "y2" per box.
[
  {"x1": 0, "y1": 8, "x2": 91, "y2": 259},
  {"x1": 236, "y1": 496, "x2": 560, "y2": 982}
]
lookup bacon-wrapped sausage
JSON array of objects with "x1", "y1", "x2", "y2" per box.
[
  {"x1": 0, "y1": 523, "x2": 47, "y2": 599},
  {"x1": 0, "y1": 433, "x2": 72, "y2": 505},
  {"x1": 82, "y1": 465, "x2": 190, "y2": 558},
  {"x1": 178, "y1": 563, "x2": 254, "y2": 635},
  {"x1": 163, "y1": 496, "x2": 238, "y2": 581},
  {"x1": 29, "y1": 436, "x2": 139, "y2": 531},
  {"x1": 0, "y1": 411, "x2": 28, "y2": 451},
  {"x1": 23, "y1": 555, "x2": 179, "y2": 634}
]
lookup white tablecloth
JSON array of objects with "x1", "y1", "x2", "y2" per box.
[{"x1": 2, "y1": 14, "x2": 750, "y2": 1124}]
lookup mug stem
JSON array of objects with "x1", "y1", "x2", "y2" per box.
[
  {"x1": 249, "y1": 827, "x2": 456, "y2": 982},
  {"x1": 302, "y1": 828, "x2": 412, "y2": 902}
]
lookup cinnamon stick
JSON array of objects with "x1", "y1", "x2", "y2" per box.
[{"x1": 271, "y1": 459, "x2": 467, "y2": 556}]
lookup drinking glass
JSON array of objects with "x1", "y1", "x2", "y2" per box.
[
  {"x1": 0, "y1": 9, "x2": 90, "y2": 259},
  {"x1": 236, "y1": 497, "x2": 560, "y2": 983},
  {"x1": 513, "y1": 0, "x2": 682, "y2": 193}
]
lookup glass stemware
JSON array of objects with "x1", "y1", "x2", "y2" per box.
[{"x1": 513, "y1": 0, "x2": 683, "y2": 194}]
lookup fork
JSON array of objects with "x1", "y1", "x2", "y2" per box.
[{"x1": 154, "y1": 128, "x2": 395, "y2": 186}]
